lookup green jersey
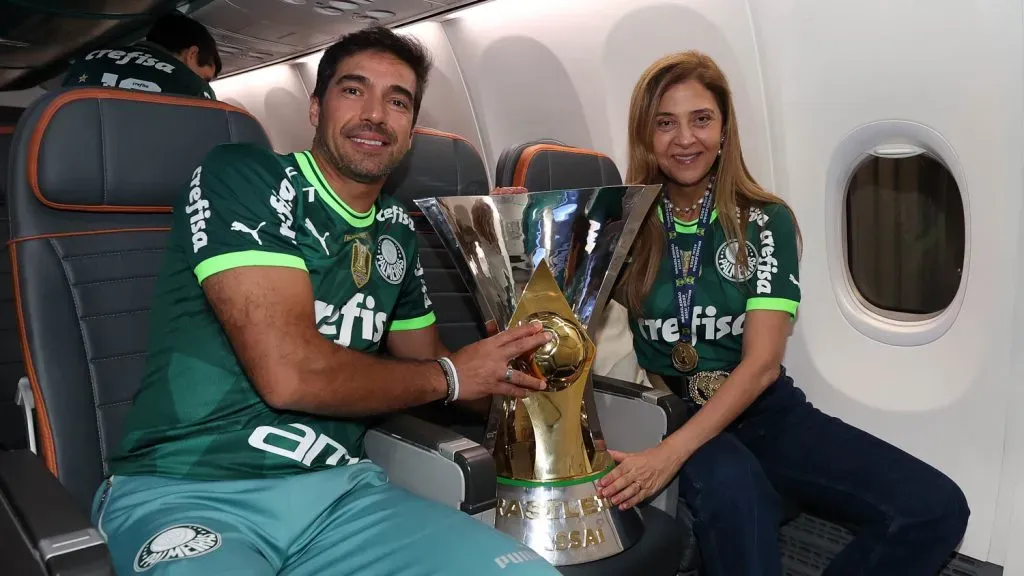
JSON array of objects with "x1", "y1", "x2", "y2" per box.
[
  {"x1": 62, "y1": 41, "x2": 216, "y2": 100},
  {"x1": 109, "y1": 143, "x2": 435, "y2": 480},
  {"x1": 629, "y1": 202, "x2": 801, "y2": 377}
]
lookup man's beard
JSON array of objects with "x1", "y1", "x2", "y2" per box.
[{"x1": 313, "y1": 126, "x2": 403, "y2": 185}]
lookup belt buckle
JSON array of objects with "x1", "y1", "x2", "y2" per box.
[{"x1": 687, "y1": 370, "x2": 730, "y2": 406}]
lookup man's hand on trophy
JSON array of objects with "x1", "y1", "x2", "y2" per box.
[{"x1": 450, "y1": 320, "x2": 552, "y2": 400}]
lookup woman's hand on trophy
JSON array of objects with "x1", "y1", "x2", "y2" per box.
[
  {"x1": 596, "y1": 445, "x2": 683, "y2": 511},
  {"x1": 450, "y1": 320, "x2": 552, "y2": 400}
]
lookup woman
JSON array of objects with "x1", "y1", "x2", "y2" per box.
[{"x1": 595, "y1": 50, "x2": 970, "y2": 575}]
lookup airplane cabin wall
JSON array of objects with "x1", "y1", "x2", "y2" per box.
[
  {"x1": 211, "y1": 62, "x2": 314, "y2": 154},
  {"x1": 190, "y1": 0, "x2": 1024, "y2": 565}
]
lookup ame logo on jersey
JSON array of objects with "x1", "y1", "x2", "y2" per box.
[
  {"x1": 185, "y1": 166, "x2": 211, "y2": 253},
  {"x1": 247, "y1": 423, "x2": 359, "y2": 469},
  {"x1": 715, "y1": 239, "x2": 758, "y2": 282},
  {"x1": 376, "y1": 235, "x2": 406, "y2": 285},
  {"x1": 316, "y1": 294, "x2": 387, "y2": 346},
  {"x1": 134, "y1": 524, "x2": 221, "y2": 572}
]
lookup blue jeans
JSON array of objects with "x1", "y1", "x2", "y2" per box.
[{"x1": 666, "y1": 368, "x2": 970, "y2": 576}]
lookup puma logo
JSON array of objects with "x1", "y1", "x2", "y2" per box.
[
  {"x1": 790, "y1": 274, "x2": 800, "y2": 288},
  {"x1": 231, "y1": 221, "x2": 265, "y2": 245},
  {"x1": 304, "y1": 218, "x2": 329, "y2": 255}
]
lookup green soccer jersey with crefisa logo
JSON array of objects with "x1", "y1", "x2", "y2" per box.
[
  {"x1": 61, "y1": 40, "x2": 217, "y2": 100},
  {"x1": 109, "y1": 143, "x2": 434, "y2": 480},
  {"x1": 629, "y1": 202, "x2": 801, "y2": 378}
]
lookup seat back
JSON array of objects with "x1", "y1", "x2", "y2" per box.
[
  {"x1": 382, "y1": 127, "x2": 491, "y2": 352},
  {"x1": 494, "y1": 140, "x2": 623, "y2": 189},
  {"x1": 493, "y1": 138, "x2": 565, "y2": 187},
  {"x1": 7, "y1": 87, "x2": 270, "y2": 511},
  {"x1": 1, "y1": 122, "x2": 26, "y2": 450}
]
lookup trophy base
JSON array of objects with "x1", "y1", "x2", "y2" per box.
[{"x1": 494, "y1": 474, "x2": 645, "y2": 566}]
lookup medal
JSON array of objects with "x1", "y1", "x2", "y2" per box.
[
  {"x1": 660, "y1": 176, "x2": 716, "y2": 375},
  {"x1": 671, "y1": 342, "x2": 698, "y2": 372}
]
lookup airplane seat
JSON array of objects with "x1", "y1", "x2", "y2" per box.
[
  {"x1": 381, "y1": 126, "x2": 491, "y2": 353},
  {"x1": 494, "y1": 137, "x2": 567, "y2": 186},
  {"x1": 0, "y1": 88, "x2": 500, "y2": 576},
  {"x1": 493, "y1": 139, "x2": 623, "y2": 189},
  {"x1": 0, "y1": 122, "x2": 29, "y2": 452}
]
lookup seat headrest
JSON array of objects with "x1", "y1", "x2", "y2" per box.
[
  {"x1": 506, "y1": 142, "x2": 623, "y2": 191},
  {"x1": 382, "y1": 127, "x2": 489, "y2": 211},
  {"x1": 494, "y1": 138, "x2": 565, "y2": 186},
  {"x1": 11, "y1": 88, "x2": 270, "y2": 214}
]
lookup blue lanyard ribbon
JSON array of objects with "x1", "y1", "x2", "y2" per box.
[{"x1": 659, "y1": 176, "x2": 716, "y2": 346}]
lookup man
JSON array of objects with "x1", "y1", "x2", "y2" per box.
[
  {"x1": 90, "y1": 26, "x2": 561, "y2": 575},
  {"x1": 62, "y1": 11, "x2": 220, "y2": 99}
]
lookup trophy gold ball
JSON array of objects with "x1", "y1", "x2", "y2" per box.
[
  {"x1": 516, "y1": 312, "x2": 587, "y2": 392},
  {"x1": 414, "y1": 185, "x2": 660, "y2": 566}
]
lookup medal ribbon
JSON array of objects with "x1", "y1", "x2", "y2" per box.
[{"x1": 659, "y1": 176, "x2": 716, "y2": 352}]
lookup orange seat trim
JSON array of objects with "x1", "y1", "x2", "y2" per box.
[
  {"x1": 511, "y1": 144, "x2": 611, "y2": 189},
  {"x1": 27, "y1": 88, "x2": 265, "y2": 214},
  {"x1": 8, "y1": 227, "x2": 171, "y2": 477}
]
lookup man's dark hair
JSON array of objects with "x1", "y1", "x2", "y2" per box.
[
  {"x1": 313, "y1": 26, "x2": 433, "y2": 124},
  {"x1": 147, "y1": 12, "x2": 222, "y2": 77}
]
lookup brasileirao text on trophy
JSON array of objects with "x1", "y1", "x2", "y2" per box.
[{"x1": 415, "y1": 183, "x2": 660, "y2": 566}]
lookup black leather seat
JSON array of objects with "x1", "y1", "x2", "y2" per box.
[
  {"x1": 494, "y1": 139, "x2": 623, "y2": 190},
  {"x1": 382, "y1": 127, "x2": 490, "y2": 352},
  {"x1": 386, "y1": 132, "x2": 685, "y2": 576},
  {"x1": 0, "y1": 121, "x2": 28, "y2": 452}
]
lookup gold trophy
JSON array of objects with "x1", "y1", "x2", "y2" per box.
[{"x1": 415, "y1": 185, "x2": 660, "y2": 566}]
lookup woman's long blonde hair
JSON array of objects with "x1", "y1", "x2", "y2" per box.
[{"x1": 617, "y1": 50, "x2": 801, "y2": 315}]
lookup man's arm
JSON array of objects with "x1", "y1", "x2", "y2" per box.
[
  {"x1": 387, "y1": 325, "x2": 492, "y2": 415},
  {"x1": 204, "y1": 266, "x2": 448, "y2": 416}
]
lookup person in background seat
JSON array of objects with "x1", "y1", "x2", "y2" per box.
[
  {"x1": 596, "y1": 50, "x2": 970, "y2": 576},
  {"x1": 61, "y1": 12, "x2": 220, "y2": 99}
]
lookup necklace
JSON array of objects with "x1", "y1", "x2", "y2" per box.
[
  {"x1": 671, "y1": 196, "x2": 703, "y2": 218},
  {"x1": 668, "y1": 179, "x2": 714, "y2": 219}
]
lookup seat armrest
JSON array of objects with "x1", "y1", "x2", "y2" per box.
[
  {"x1": 594, "y1": 375, "x2": 689, "y2": 442},
  {"x1": 365, "y1": 414, "x2": 496, "y2": 521},
  {"x1": 0, "y1": 450, "x2": 113, "y2": 575},
  {"x1": 593, "y1": 375, "x2": 689, "y2": 518}
]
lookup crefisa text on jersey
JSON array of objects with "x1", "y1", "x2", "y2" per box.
[
  {"x1": 377, "y1": 205, "x2": 416, "y2": 232},
  {"x1": 84, "y1": 49, "x2": 175, "y2": 73},
  {"x1": 186, "y1": 166, "x2": 211, "y2": 253}
]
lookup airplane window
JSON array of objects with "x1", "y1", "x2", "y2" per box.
[{"x1": 845, "y1": 153, "x2": 965, "y2": 317}]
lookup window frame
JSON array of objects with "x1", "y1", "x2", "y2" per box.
[{"x1": 824, "y1": 120, "x2": 971, "y2": 346}]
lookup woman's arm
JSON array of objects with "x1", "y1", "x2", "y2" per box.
[
  {"x1": 596, "y1": 309, "x2": 792, "y2": 509},
  {"x1": 660, "y1": 309, "x2": 791, "y2": 468}
]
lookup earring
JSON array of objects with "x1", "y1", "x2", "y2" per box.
[{"x1": 718, "y1": 136, "x2": 725, "y2": 156}]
